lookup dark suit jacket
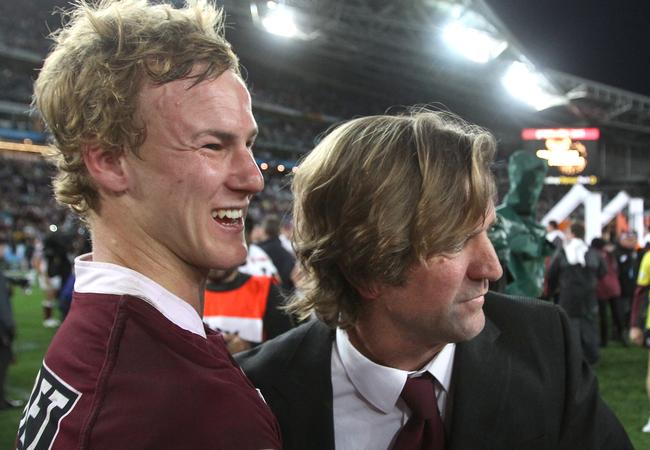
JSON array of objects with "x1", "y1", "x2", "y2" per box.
[{"x1": 237, "y1": 291, "x2": 632, "y2": 450}]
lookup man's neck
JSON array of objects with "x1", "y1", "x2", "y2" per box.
[
  {"x1": 88, "y1": 214, "x2": 205, "y2": 314},
  {"x1": 346, "y1": 318, "x2": 444, "y2": 371}
]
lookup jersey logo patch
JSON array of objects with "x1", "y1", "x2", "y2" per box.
[{"x1": 17, "y1": 362, "x2": 81, "y2": 450}]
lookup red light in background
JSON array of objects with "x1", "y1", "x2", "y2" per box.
[{"x1": 521, "y1": 128, "x2": 600, "y2": 141}]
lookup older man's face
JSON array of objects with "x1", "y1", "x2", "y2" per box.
[
  {"x1": 124, "y1": 70, "x2": 263, "y2": 274},
  {"x1": 374, "y1": 205, "x2": 503, "y2": 350}
]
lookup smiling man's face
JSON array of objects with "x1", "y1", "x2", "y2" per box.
[{"x1": 124, "y1": 69, "x2": 263, "y2": 273}]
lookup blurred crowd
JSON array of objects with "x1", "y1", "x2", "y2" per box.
[
  {"x1": 0, "y1": 0, "x2": 399, "y2": 153},
  {"x1": 0, "y1": 154, "x2": 69, "y2": 240},
  {"x1": 0, "y1": 66, "x2": 32, "y2": 105},
  {"x1": 248, "y1": 71, "x2": 395, "y2": 120},
  {"x1": 0, "y1": 0, "x2": 63, "y2": 55},
  {"x1": 541, "y1": 221, "x2": 650, "y2": 364}
]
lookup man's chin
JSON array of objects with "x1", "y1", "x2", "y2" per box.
[
  {"x1": 200, "y1": 248, "x2": 247, "y2": 273},
  {"x1": 454, "y1": 309, "x2": 486, "y2": 343}
]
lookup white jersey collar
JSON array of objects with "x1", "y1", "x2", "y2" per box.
[{"x1": 74, "y1": 253, "x2": 206, "y2": 338}]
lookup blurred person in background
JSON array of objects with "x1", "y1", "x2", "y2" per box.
[
  {"x1": 545, "y1": 219, "x2": 565, "y2": 251},
  {"x1": 15, "y1": 1, "x2": 281, "y2": 449},
  {"x1": 592, "y1": 237, "x2": 625, "y2": 347},
  {"x1": 541, "y1": 220, "x2": 565, "y2": 304},
  {"x1": 39, "y1": 229, "x2": 72, "y2": 327},
  {"x1": 239, "y1": 216, "x2": 279, "y2": 279},
  {"x1": 2, "y1": 238, "x2": 25, "y2": 270},
  {"x1": 629, "y1": 246, "x2": 650, "y2": 432},
  {"x1": 258, "y1": 214, "x2": 296, "y2": 293},
  {"x1": 615, "y1": 231, "x2": 641, "y2": 326},
  {"x1": 279, "y1": 218, "x2": 295, "y2": 256},
  {"x1": 56, "y1": 229, "x2": 92, "y2": 322},
  {"x1": 30, "y1": 234, "x2": 56, "y2": 327},
  {"x1": 0, "y1": 238, "x2": 21, "y2": 410},
  {"x1": 643, "y1": 225, "x2": 650, "y2": 249},
  {"x1": 203, "y1": 266, "x2": 293, "y2": 354},
  {"x1": 238, "y1": 110, "x2": 631, "y2": 450},
  {"x1": 547, "y1": 222, "x2": 606, "y2": 365}
]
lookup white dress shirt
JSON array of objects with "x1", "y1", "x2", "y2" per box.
[
  {"x1": 331, "y1": 328, "x2": 455, "y2": 450},
  {"x1": 74, "y1": 253, "x2": 206, "y2": 338}
]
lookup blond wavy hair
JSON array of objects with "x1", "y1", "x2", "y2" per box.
[
  {"x1": 288, "y1": 109, "x2": 497, "y2": 328},
  {"x1": 34, "y1": 0, "x2": 240, "y2": 215}
]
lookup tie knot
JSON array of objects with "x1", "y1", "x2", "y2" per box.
[{"x1": 400, "y1": 374, "x2": 438, "y2": 420}]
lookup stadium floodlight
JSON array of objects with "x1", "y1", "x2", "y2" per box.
[
  {"x1": 501, "y1": 61, "x2": 567, "y2": 111},
  {"x1": 442, "y1": 22, "x2": 507, "y2": 64},
  {"x1": 250, "y1": 1, "x2": 320, "y2": 40},
  {"x1": 260, "y1": 3, "x2": 299, "y2": 38}
]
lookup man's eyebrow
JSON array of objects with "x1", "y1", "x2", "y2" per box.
[
  {"x1": 192, "y1": 128, "x2": 259, "y2": 142},
  {"x1": 468, "y1": 214, "x2": 497, "y2": 238}
]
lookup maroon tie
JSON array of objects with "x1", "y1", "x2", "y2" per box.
[{"x1": 392, "y1": 373, "x2": 445, "y2": 450}]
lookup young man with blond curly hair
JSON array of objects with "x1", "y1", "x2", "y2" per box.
[{"x1": 16, "y1": 1, "x2": 281, "y2": 449}]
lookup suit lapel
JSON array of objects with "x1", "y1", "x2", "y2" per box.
[
  {"x1": 275, "y1": 321, "x2": 336, "y2": 450},
  {"x1": 267, "y1": 312, "x2": 511, "y2": 450},
  {"x1": 446, "y1": 317, "x2": 511, "y2": 450}
]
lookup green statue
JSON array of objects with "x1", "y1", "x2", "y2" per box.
[{"x1": 489, "y1": 150, "x2": 554, "y2": 298}]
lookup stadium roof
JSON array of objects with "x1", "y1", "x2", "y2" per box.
[
  {"x1": 223, "y1": 0, "x2": 650, "y2": 144},
  {"x1": 1, "y1": 0, "x2": 648, "y2": 148}
]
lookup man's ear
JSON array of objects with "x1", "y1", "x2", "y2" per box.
[
  {"x1": 355, "y1": 281, "x2": 382, "y2": 301},
  {"x1": 341, "y1": 268, "x2": 383, "y2": 301},
  {"x1": 82, "y1": 144, "x2": 129, "y2": 193}
]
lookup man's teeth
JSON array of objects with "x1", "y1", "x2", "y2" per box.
[{"x1": 211, "y1": 209, "x2": 243, "y2": 220}]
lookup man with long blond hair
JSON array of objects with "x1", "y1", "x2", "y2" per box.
[
  {"x1": 16, "y1": 1, "x2": 281, "y2": 449},
  {"x1": 237, "y1": 110, "x2": 631, "y2": 450}
]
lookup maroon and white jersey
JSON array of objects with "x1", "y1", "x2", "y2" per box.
[{"x1": 16, "y1": 256, "x2": 282, "y2": 449}]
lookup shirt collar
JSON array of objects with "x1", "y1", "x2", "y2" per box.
[
  {"x1": 336, "y1": 327, "x2": 455, "y2": 414},
  {"x1": 74, "y1": 253, "x2": 206, "y2": 338}
]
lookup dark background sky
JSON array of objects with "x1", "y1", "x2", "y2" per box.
[{"x1": 486, "y1": 0, "x2": 650, "y2": 97}]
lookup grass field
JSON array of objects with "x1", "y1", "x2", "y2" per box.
[{"x1": 1, "y1": 287, "x2": 649, "y2": 449}]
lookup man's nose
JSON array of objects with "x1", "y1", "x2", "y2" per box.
[
  {"x1": 472, "y1": 233, "x2": 504, "y2": 282},
  {"x1": 231, "y1": 147, "x2": 264, "y2": 195}
]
